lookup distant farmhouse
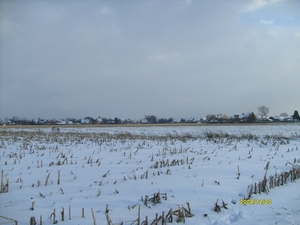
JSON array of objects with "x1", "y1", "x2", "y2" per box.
[
  {"x1": 140, "y1": 119, "x2": 148, "y2": 124},
  {"x1": 172, "y1": 118, "x2": 183, "y2": 123},
  {"x1": 216, "y1": 114, "x2": 228, "y2": 123}
]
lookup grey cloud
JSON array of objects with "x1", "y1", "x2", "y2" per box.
[{"x1": 1, "y1": 0, "x2": 299, "y2": 120}]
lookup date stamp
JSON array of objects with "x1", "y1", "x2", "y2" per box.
[{"x1": 240, "y1": 199, "x2": 272, "y2": 205}]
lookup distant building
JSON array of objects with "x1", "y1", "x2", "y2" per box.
[
  {"x1": 185, "y1": 118, "x2": 194, "y2": 123},
  {"x1": 172, "y1": 118, "x2": 182, "y2": 123},
  {"x1": 96, "y1": 117, "x2": 102, "y2": 124},
  {"x1": 239, "y1": 112, "x2": 256, "y2": 123},
  {"x1": 140, "y1": 119, "x2": 148, "y2": 124},
  {"x1": 81, "y1": 118, "x2": 90, "y2": 124},
  {"x1": 215, "y1": 114, "x2": 228, "y2": 123},
  {"x1": 193, "y1": 118, "x2": 201, "y2": 123}
]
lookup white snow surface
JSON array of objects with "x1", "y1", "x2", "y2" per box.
[{"x1": 0, "y1": 124, "x2": 299, "y2": 225}]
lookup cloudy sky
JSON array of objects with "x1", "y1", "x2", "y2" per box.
[{"x1": 1, "y1": 0, "x2": 299, "y2": 120}]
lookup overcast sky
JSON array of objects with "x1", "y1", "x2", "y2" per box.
[{"x1": 1, "y1": 0, "x2": 299, "y2": 120}]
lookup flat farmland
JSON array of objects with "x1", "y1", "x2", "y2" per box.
[{"x1": 0, "y1": 124, "x2": 299, "y2": 224}]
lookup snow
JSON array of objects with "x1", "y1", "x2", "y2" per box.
[{"x1": 0, "y1": 124, "x2": 299, "y2": 225}]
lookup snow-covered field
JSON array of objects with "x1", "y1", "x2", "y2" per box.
[{"x1": 0, "y1": 124, "x2": 299, "y2": 225}]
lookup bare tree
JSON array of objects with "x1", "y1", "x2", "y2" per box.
[
  {"x1": 145, "y1": 115, "x2": 157, "y2": 123},
  {"x1": 206, "y1": 114, "x2": 216, "y2": 123},
  {"x1": 257, "y1": 105, "x2": 269, "y2": 118},
  {"x1": 280, "y1": 112, "x2": 288, "y2": 117}
]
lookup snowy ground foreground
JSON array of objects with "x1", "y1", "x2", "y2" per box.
[{"x1": 0, "y1": 124, "x2": 299, "y2": 225}]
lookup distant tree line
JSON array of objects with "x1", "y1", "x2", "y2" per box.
[
  {"x1": 1, "y1": 108, "x2": 299, "y2": 125},
  {"x1": 293, "y1": 110, "x2": 300, "y2": 120}
]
